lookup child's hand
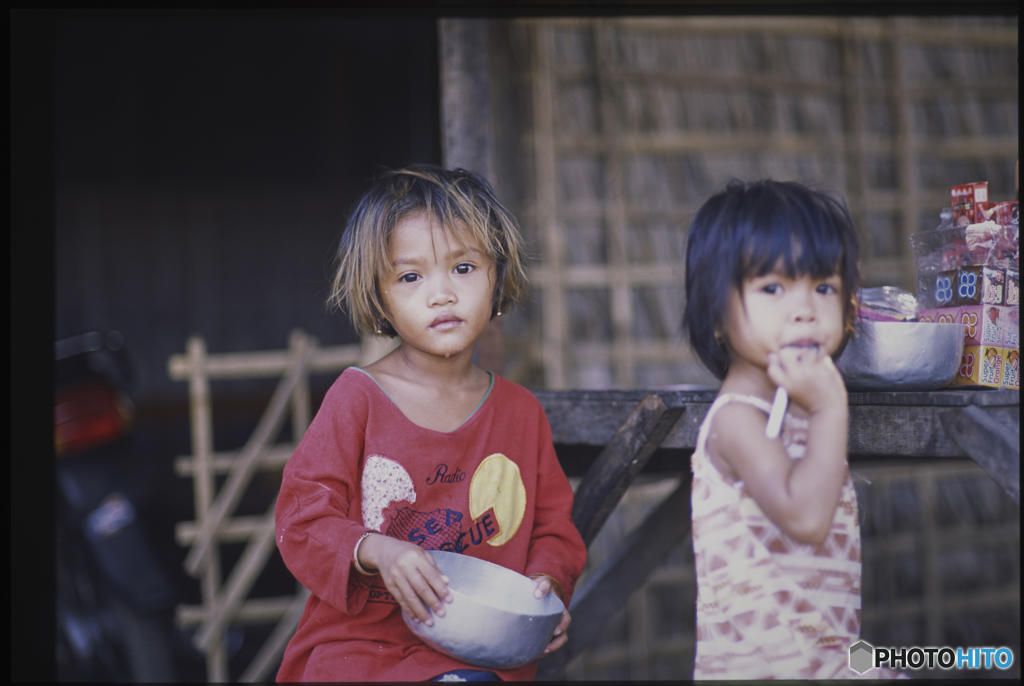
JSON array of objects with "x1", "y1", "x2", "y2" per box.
[
  {"x1": 357, "y1": 534, "x2": 452, "y2": 625},
  {"x1": 543, "y1": 608, "x2": 571, "y2": 655},
  {"x1": 531, "y1": 574, "x2": 570, "y2": 655},
  {"x1": 767, "y1": 344, "x2": 846, "y2": 417}
]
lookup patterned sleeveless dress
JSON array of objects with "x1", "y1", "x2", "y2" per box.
[{"x1": 691, "y1": 393, "x2": 865, "y2": 679}]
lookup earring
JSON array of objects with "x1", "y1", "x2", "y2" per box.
[
  {"x1": 496, "y1": 310, "x2": 503, "y2": 318},
  {"x1": 714, "y1": 330, "x2": 724, "y2": 346}
]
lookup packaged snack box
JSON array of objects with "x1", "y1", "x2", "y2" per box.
[
  {"x1": 981, "y1": 266, "x2": 1006, "y2": 305},
  {"x1": 959, "y1": 305, "x2": 1009, "y2": 347},
  {"x1": 949, "y1": 266, "x2": 1007, "y2": 306},
  {"x1": 1006, "y1": 269, "x2": 1019, "y2": 307},
  {"x1": 1003, "y1": 348, "x2": 1021, "y2": 389},
  {"x1": 921, "y1": 304, "x2": 1014, "y2": 347},
  {"x1": 951, "y1": 181, "x2": 989, "y2": 224},
  {"x1": 1003, "y1": 307, "x2": 1019, "y2": 349},
  {"x1": 917, "y1": 307, "x2": 958, "y2": 325},
  {"x1": 951, "y1": 344, "x2": 1005, "y2": 388}
]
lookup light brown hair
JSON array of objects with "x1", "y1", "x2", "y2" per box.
[{"x1": 328, "y1": 165, "x2": 529, "y2": 337}]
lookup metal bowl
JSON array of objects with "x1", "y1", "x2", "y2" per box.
[
  {"x1": 837, "y1": 320, "x2": 964, "y2": 390},
  {"x1": 402, "y1": 549, "x2": 564, "y2": 670}
]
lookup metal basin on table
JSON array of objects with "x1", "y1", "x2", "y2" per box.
[{"x1": 837, "y1": 320, "x2": 964, "y2": 390}]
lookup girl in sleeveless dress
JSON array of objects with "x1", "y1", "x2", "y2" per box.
[{"x1": 682, "y1": 179, "x2": 901, "y2": 679}]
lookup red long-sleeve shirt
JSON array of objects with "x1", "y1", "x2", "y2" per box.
[{"x1": 275, "y1": 367, "x2": 586, "y2": 682}]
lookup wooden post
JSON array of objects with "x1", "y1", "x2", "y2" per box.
[
  {"x1": 888, "y1": 17, "x2": 920, "y2": 277},
  {"x1": 439, "y1": 20, "x2": 508, "y2": 375},
  {"x1": 532, "y1": 21, "x2": 568, "y2": 389},
  {"x1": 840, "y1": 20, "x2": 870, "y2": 266},
  {"x1": 594, "y1": 21, "x2": 635, "y2": 387},
  {"x1": 185, "y1": 336, "x2": 229, "y2": 681},
  {"x1": 571, "y1": 395, "x2": 685, "y2": 546}
]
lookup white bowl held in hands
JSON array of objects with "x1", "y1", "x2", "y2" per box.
[{"x1": 401, "y1": 549, "x2": 564, "y2": 670}]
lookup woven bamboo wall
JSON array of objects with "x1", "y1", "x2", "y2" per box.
[{"x1": 446, "y1": 17, "x2": 1019, "y2": 391}]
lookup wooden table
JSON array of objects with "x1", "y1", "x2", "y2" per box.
[{"x1": 533, "y1": 387, "x2": 1019, "y2": 678}]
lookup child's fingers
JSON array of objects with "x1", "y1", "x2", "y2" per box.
[
  {"x1": 773, "y1": 346, "x2": 845, "y2": 414},
  {"x1": 395, "y1": 575, "x2": 445, "y2": 624},
  {"x1": 532, "y1": 575, "x2": 552, "y2": 598},
  {"x1": 412, "y1": 550, "x2": 452, "y2": 605},
  {"x1": 554, "y1": 608, "x2": 571, "y2": 635},
  {"x1": 543, "y1": 609, "x2": 572, "y2": 654},
  {"x1": 391, "y1": 575, "x2": 434, "y2": 624},
  {"x1": 543, "y1": 632, "x2": 568, "y2": 654},
  {"x1": 379, "y1": 545, "x2": 451, "y2": 624},
  {"x1": 405, "y1": 560, "x2": 452, "y2": 618}
]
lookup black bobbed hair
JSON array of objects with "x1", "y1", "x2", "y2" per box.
[{"x1": 682, "y1": 179, "x2": 861, "y2": 380}]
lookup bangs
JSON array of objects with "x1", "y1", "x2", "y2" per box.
[
  {"x1": 389, "y1": 170, "x2": 504, "y2": 265},
  {"x1": 736, "y1": 184, "x2": 849, "y2": 283}
]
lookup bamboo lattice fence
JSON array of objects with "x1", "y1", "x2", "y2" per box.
[{"x1": 168, "y1": 330, "x2": 395, "y2": 681}]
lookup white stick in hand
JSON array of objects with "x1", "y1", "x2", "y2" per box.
[{"x1": 765, "y1": 386, "x2": 787, "y2": 439}]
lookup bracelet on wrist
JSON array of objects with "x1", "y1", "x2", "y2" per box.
[{"x1": 352, "y1": 531, "x2": 376, "y2": 576}]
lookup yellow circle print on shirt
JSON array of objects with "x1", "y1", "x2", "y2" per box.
[{"x1": 468, "y1": 453, "x2": 526, "y2": 547}]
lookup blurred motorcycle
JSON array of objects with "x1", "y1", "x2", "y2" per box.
[{"x1": 54, "y1": 330, "x2": 181, "y2": 681}]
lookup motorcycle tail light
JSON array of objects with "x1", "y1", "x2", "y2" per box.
[{"x1": 55, "y1": 382, "x2": 133, "y2": 456}]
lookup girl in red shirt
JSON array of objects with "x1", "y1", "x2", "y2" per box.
[{"x1": 275, "y1": 165, "x2": 586, "y2": 682}]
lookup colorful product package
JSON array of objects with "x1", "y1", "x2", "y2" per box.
[
  {"x1": 1005, "y1": 269, "x2": 1019, "y2": 307},
  {"x1": 1002, "y1": 348, "x2": 1021, "y2": 389},
  {"x1": 961, "y1": 305, "x2": 1008, "y2": 347},
  {"x1": 918, "y1": 306, "x2": 1018, "y2": 389},
  {"x1": 917, "y1": 308, "x2": 958, "y2": 325},
  {"x1": 920, "y1": 305, "x2": 1016, "y2": 347},
  {"x1": 951, "y1": 345, "x2": 1006, "y2": 388},
  {"x1": 952, "y1": 266, "x2": 1006, "y2": 306},
  {"x1": 910, "y1": 227, "x2": 1017, "y2": 308},
  {"x1": 913, "y1": 181, "x2": 1018, "y2": 389},
  {"x1": 951, "y1": 181, "x2": 989, "y2": 225},
  {"x1": 1003, "y1": 307, "x2": 1019, "y2": 349}
]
